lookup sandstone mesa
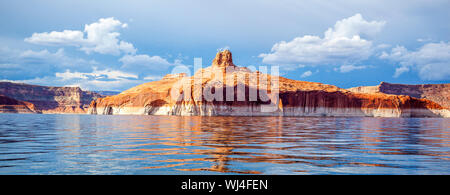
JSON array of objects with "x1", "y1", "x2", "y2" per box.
[
  {"x1": 0, "y1": 94, "x2": 39, "y2": 113},
  {"x1": 87, "y1": 50, "x2": 450, "y2": 118},
  {"x1": 348, "y1": 82, "x2": 450, "y2": 109},
  {"x1": 0, "y1": 82, "x2": 104, "y2": 114},
  {"x1": 0, "y1": 50, "x2": 448, "y2": 117}
]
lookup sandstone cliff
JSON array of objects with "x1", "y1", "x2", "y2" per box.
[
  {"x1": 0, "y1": 82, "x2": 104, "y2": 113},
  {"x1": 348, "y1": 82, "x2": 450, "y2": 109},
  {"x1": 0, "y1": 95, "x2": 39, "y2": 113},
  {"x1": 88, "y1": 50, "x2": 449, "y2": 118}
]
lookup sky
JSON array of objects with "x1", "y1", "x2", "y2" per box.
[{"x1": 0, "y1": 0, "x2": 449, "y2": 91}]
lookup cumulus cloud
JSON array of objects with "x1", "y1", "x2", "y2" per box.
[
  {"x1": 119, "y1": 54, "x2": 182, "y2": 78},
  {"x1": 55, "y1": 68, "x2": 138, "y2": 81},
  {"x1": 143, "y1": 75, "x2": 163, "y2": 81},
  {"x1": 78, "y1": 79, "x2": 142, "y2": 91},
  {"x1": 334, "y1": 64, "x2": 371, "y2": 73},
  {"x1": 393, "y1": 66, "x2": 409, "y2": 78},
  {"x1": 0, "y1": 47, "x2": 98, "y2": 80},
  {"x1": 24, "y1": 30, "x2": 84, "y2": 46},
  {"x1": 259, "y1": 14, "x2": 385, "y2": 66},
  {"x1": 0, "y1": 46, "x2": 176, "y2": 91},
  {"x1": 380, "y1": 41, "x2": 450, "y2": 80},
  {"x1": 120, "y1": 54, "x2": 172, "y2": 69},
  {"x1": 13, "y1": 67, "x2": 141, "y2": 91},
  {"x1": 25, "y1": 17, "x2": 136, "y2": 55},
  {"x1": 17, "y1": 75, "x2": 142, "y2": 91},
  {"x1": 0, "y1": 46, "x2": 143, "y2": 91},
  {"x1": 217, "y1": 46, "x2": 230, "y2": 52},
  {"x1": 300, "y1": 70, "x2": 314, "y2": 78}
]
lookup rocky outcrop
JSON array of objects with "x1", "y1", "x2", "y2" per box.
[
  {"x1": 212, "y1": 49, "x2": 235, "y2": 68},
  {"x1": 0, "y1": 95, "x2": 39, "y2": 113},
  {"x1": 88, "y1": 50, "x2": 449, "y2": 118},
  {"x1": 348, "y1": 82, "x2": 450, "y2": 108},
  {"x1": 0, "y1": 82, "x2": 104, "y2": 113}
]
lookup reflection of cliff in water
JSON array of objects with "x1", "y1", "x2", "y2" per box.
[
  {"x1": 98, "y1": 116, "x2": 448, "y2": 174},
  {"x1": 0, "y1": 114, "x2": 448, "y2": 174}
]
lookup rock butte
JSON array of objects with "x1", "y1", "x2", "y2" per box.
[
  {"x1": 348, "y1": 82, "x2": 450, "y2": 109},
  {"x1": 88, "y1": 50, "x2": 449, "y2": 117},
  {"x1": 0, "y1": 82, "x2": 104, "y2": 113},
  {"x1": 0, "y1": 94, "x2": 39, "y2": 113}
]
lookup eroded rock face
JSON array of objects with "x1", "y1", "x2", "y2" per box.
[
  {"x1": 88, "y1": 50, "x2": 449, "y2": 118},
  {"x1": 0, "y1": 95, "x2": 39, "y2": 113},
  {"x1": 348, "y1": 82, "x2": 450, "y2": 109},
  {"x1": 0, "y1": 82, "x2": 104, "y2": 113},
  {"x1": 212, "y1": 49, "x2": 235, "y2": 68}
]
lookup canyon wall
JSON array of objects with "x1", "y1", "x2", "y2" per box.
[
  {"x1": 348, "y1": 82, "x2": 450, "y2": 108},
  {"x1": 0, "y1": 95, "x2": 39, "y2": 113},
  {"x1": 88, "y1": 50, "x2": 449, "y2": 118},
  {"x1": 0, "y1": 82, "x2": 104, "y2": 113}
]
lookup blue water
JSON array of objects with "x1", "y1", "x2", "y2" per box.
[{"x1": 0, "y1": 113, "x2": 449, "y2": 174}]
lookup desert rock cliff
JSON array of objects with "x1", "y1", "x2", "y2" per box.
[
  {"x1": 88, "y1": 50, "x2": 449, "y2": 117},
  {"x1": 0, "y1": 94, "x2": 39, "y2": 113},
  {"x1": 0, "y1": 82, "x2": 104, "y2": 113},
  {"x1": 348, "y1": 82, "x2": 450, "y2": 109}
]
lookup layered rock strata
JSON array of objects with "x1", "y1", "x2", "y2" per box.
[
  {"x1": 0, "y1": 95, "x2": 39, "y2": 113},
  {"x1": 348, "y1": 82, "x2": 450, "y2": 108},
  {"x1": 88, "y1": 50, "x2": 449, "y2": 118},
  {"x1": 0, "y1": 82, "x2": 104, "y2": 113}
]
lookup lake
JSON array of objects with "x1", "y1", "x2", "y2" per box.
[{"x1": 0, "y1": 113, "x2": 449, "y2": 174}]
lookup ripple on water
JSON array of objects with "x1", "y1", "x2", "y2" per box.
[{"x1": 0, "y1": 113, "x2": 449, "y2": 174}]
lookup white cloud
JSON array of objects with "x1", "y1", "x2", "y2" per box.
[
  {"x1": 55, "y1": 68, "x2": 138, "y2": 81},
  {"x1": 18, "y1": 75, "x2": 142, "y2": 91},
  {"x1": 418, "y1": 63, "x2": 450, "y2": 80},
  {"x1": 119, "y1": 54, "x2": 173, "y2": 74},
  {"x1": 24, "y1": 30, "x2": 84, "y2": 46},
  {"x1": 376, "y1": 44, "x2": 391, "y2": 49},
  {"x1": 417, "y1": 38, "x2": 432, "y2": 43},
  {"x1": 143, "y1": 75, "x2": 163, "y2": 80},
  {"x1": 279, "y1": 64, "x2": 306, "y2": 71},
  {"x1": 39, "y1": 68, "x2": 141, "y2": 91},
  {"x1": 335, "y1": 64, "x2": 370, "y2": 73},
  {"x1": 380, "y1": 41, "x2": 450, "y2": 80},
  {"x1": 55, "y1": 70, "x2": 89, "y2": 80},
  {"x1": 18, "y1": 48, "x2": 99, "y2": 70},
  {"x1": 393, "y1": 66, "x2": 409, "y2": 78},
  {"x1": 0, "y1": 63, "x2": 20, "y2": 69},
  {"x1": 79, "y1": 79, "x2": 141, "y2": 91},
  {"x1": 19, "y1": 48, "x2": 68, "y2": 64},
  {"x1": 0, "y1": 46, "x2": 170, "y2": 91},
  {"x1": 120, "y1": 54, "x2": 171, "y2": 67},
  {"x1": 217, "y1": 46, "x2": 230, "y2": 52},
  {"x1": 300, "y1": 70, "x2": 313, "y2": 78},
  {"x1": 0, "y1": 47, "x2": 99, "y2": 80},
  {"x1": 324, "y1": 13, "x2": 385, "y2": 39},
  {"x1": 259, "y1": 14, "x2": 385, "y2": 66},
  {"x1": 25, "y1": 17, "x2": 136, "y2": 55}
]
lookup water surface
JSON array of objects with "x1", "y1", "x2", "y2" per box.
[{"x1": 0, "y1": 113, "x2": 449, "y2": 174}]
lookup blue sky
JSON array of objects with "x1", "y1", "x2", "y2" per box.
[{"x1": 0, "y1": 0, "x2": 449, "y2": 91}]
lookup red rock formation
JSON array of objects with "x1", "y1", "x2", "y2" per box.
[
  {"x1": 88, "y1": 50, "x2": 449, "y2": 117},
  {"x1": 348, "y1": 82, "x2": 450, "y2": 108},
  {"x1": 0, "y1": 95, "x2": 39, "y2": 113},
  {"x1": 212, "y1": 49, "x2": 235, "y2": 68},
  {"x1": 0, "y1": 82, "x2": 104, "y2": 113}
]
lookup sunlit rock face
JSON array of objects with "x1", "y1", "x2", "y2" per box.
[
  {"x1": 0, "y1": 94, "x2": 39, "y2": 113},
  {"x1": 212, "y1": 49, "x2": 235, "y2": 68},
  {"x1": 0, "y1": 82, "x2": 104, "y2": 113},
  {"x1": 348, "y1": 82, "x2": 450, "y2": 109},
  {"x1": 88, "y1": 50, "x2": 449, "y2": 118}
]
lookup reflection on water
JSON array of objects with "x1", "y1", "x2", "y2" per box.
[{"x1": 0, "y1": 113, "x2": 449, "y2": 174}]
